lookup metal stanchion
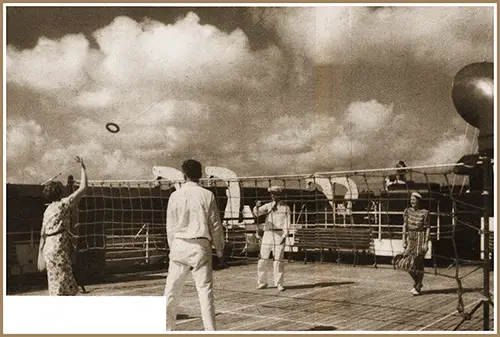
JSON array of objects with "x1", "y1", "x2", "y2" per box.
[{"x1": 481, "y1": 156, "x2": 491, "y2": 331}]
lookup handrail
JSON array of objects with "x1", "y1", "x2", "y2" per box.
[{"x1": 85, "y1": 162, "x2": 466, "y2": 184}]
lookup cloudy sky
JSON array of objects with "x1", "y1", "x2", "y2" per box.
[{"x1": 5, "y1": 6, "x2": 494, "y2": 184}]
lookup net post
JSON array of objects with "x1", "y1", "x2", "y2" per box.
[
  {"x1": 378, "y1": 200, "x2": 382, "y2": 240},
  {"x1": 146, "y1": 224, "x2": 150, "y2": 264},
  {"x1": 481, "y1": 156, "x2": 491, "y2": 331}
]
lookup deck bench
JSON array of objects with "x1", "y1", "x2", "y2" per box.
[{"x1": 293, "y1": 227, "x2": 374, "y2": 266}]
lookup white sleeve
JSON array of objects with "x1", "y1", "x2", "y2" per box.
[
  {"x1": 166, "y1": 194, "x2": 177, "y2": 248},
  {"x1": 252, "y1": 202, "x2": 272, "y2": 217},
  {"x1": 208, "y1": 194, "x2": 224, "y2": 258}
]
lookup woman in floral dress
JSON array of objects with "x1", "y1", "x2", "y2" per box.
[
  {"x1": 393, "y1": 192, "x2": 431, "y2": 296},
  {"x1": 38, "y1": 156, "x2": 88, "y2": 295}
]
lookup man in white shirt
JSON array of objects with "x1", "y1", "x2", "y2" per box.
[
  {"x1": 164, "y1": 159, "x2": 225, "y2": 331},
  {"x1": 253, "y1": 186, "x2": 290, "y2": 292}
]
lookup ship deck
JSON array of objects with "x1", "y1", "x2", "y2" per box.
[{"x1": 11, "y1": 261, "x2": 494, "y2": 331}]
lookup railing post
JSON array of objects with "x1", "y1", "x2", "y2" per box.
[
  {"x1": 378, "y1": 202, "x2": 382, "y2": 241},
  {"x1": 145, "y1": 224, "x2": 150, "y2": 264},
  {"x1": 481, "y1": 156, "x2": 491, "y2": 331},
  {"x1": 452, "y1": 201, "x2": 456, "y2": 233},
  {"x1": 437, "y1": 200, "x2": 440, "y2": 241},
  {"x1": 333, "y1": 201, "x2": 336, "y2": 226},
  {"x1": 324, "y1": 204, "x2": 327, "y2": 227},
  {"x1": 225, "y1": 222, "x2": 229, "y2": 242}
]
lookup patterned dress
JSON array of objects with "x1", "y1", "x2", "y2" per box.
[
  {"x1": 394, "y1": 207, "x2": 430, "y2": 272},
  {"x1": 39, "y1": 197, "x2": 79, "y2": 296}
]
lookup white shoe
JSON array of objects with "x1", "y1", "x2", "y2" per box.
[
  {"x1": 277, "y1": 285, "x2": 285, "y2": 292},
  {"x1": 257, "y1": 283, "x2": 268, "y2": 290},
  {"x1": 411, "y1": 288, "x2": 420, "y2": 296}
]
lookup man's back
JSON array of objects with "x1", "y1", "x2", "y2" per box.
[
  {"x1": 166, "y1": 182, "x2": 221, "y2": 248},
  {"x1": 164, "y1": 159, "x2": 223, "y2": 331}
]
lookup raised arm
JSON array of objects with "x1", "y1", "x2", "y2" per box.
[
  {"x1": 208, "y1": 194, "x2": 224, "y2": 258},
  {"x1": 37, "y1": 219, "x2": 47, "y2": 271},
  {"x1": 253, "y1": 201, "x2": 273, "y2": 217},
  {"x1": 68, "y1": 156, "x2": 87, "y2": 205}
]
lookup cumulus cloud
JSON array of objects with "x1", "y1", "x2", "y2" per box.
[
  {"x1": 345, "y1": 100, "x2": 394, "y2": 132},
  {"x1": 7, "y1": 12, "x2": 286, "y2": 111},
  {"x1": 252, "y1": 97, "x2": 477, "y2": 176},
  {"x1": 258, "y1": 115, "x2": 334, "y2": 154},
  {"x1": 253, "y1": 100, "x2": 398, "y2": 174},
  {"x1": 7, "y1": 119, "x2": 45, "y2": 160},
  {"x1": 6, "y1": 8, "x2": 491, "y2": 183},
  {"x1": 254, "y1": 6, "x2": 494, "y2": 70},
  {"x1": 88, "y1": 14, "x2": 283, "y2": 100},
  {"x1": 7, "y1": 34, "x2": 91, "y2": 92},
  {"x1": 416, "y1": 133, "x2": 476, "y2": 167},
  {"x1": 7, "y1": 133, "x2": 152, "y2": 183},
  {"x1": 6, "y1": 12, "x2": 287, "y2": 183},
  {"x1": 73, "y1": 88, "x2": 115, "y2": 109},
  {"x1": 6, "y1": 119, "x2": 52, "y2": 183}
]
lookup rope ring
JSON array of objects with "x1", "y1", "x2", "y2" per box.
[{"x1": 106, "y1": 122, "x2": 120, "y2": 133}]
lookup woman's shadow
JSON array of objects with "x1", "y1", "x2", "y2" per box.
[{"x1": 420, "y1": 287, "x2": 480, "y2": 295}]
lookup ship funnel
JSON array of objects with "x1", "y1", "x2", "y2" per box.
[{"x1": 451, "y1": 62, "x2": 494, "y2": 158}]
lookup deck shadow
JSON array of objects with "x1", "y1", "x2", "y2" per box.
[
  {"x1": 96, "y1": 273, "x2": 167, "y2": 285},
  {"x1": 283, "y1": 281, "x2": 355, "y2": 291},
  {"x1": 420, "y1": 287, "x2": 481, "y2": 295},
  {"x1": 307, "y1": 325, "x2": 338, "y2": 331}
]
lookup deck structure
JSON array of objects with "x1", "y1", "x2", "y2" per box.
[{"x1": 10, "y1": 261, "x2": 494, "y2": 331}]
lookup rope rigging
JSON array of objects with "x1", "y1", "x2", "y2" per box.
[{"x1": 63, "y1": 161, "x2": 493, "y2": 330}]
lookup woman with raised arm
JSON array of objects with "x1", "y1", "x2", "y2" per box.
[
  {"x1": 393, "y1": 192, "x2": 431, "y2": 296},
  {"x1": 38, "y1": 156, "x2": 88, "y2": 295}
]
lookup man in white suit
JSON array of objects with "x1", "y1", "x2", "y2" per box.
[
  {"x1": 253, "y1": 186, "x2": 290, "y2": 292},
  {"x1": 164, "y1": 159, "x2": 225, "y2": 331}
]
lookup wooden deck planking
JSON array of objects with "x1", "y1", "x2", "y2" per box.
[{"x1": 10, "y1": 261, "x2": 494, "y2": 331}]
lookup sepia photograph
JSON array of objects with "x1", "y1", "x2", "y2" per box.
[{"x1": 4, "y1": 3, "x2": 496, "y2": 332}]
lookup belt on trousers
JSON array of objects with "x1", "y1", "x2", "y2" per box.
[{"x1": 266, "y1": 229, "x2": 283, "y2": 232}]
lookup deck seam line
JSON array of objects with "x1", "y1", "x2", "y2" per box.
[
  {"x1": 418, "y1": 301, "x2": 479, "y2": 331},
  {"x1": 221, "y1": 310, "x2": 320, "y2": 331}
]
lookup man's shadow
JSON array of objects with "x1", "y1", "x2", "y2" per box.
[{"x1": 274, "y1": 281, "x2": 355, "y2": 291}]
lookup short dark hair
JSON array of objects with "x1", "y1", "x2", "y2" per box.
[
  {"x1": 42, "y1": 181, "x2": 64, "y2": 202},
  {"x1": 181, "y1": 159, "x2": 202, "y2": 180}
]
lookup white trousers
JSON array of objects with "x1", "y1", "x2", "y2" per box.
[
  {"x1": 164, "y1": 238, "x2": 216, "y2": 331},
  {"x1": 258, "y1": 231, "x2": 285, "y2": 287}
]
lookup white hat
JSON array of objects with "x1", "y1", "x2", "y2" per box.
[
  {"x1": 411, "y1": 192, "x2": 423, "y2": 199},
  {"x1": 268, "y1": 186, "x2": 284, "y2": 193}
]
